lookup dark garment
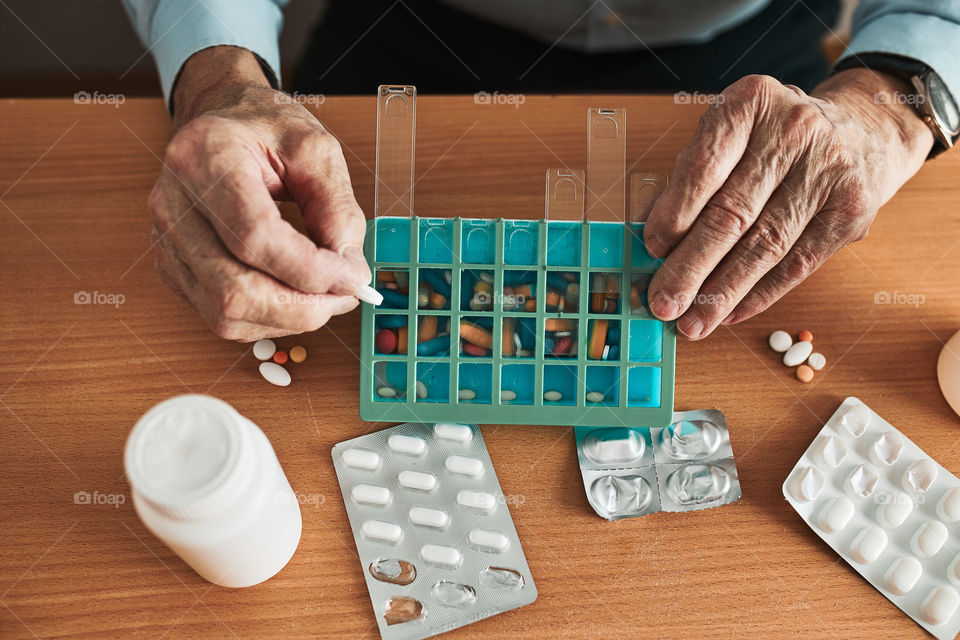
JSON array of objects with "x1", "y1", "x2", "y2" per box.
[{"x1": 293, "y1": 0, "x2": 839, "y2": 95}]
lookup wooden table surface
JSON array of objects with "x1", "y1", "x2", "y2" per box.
[{"x1": 1, "y1": 95, "x2": 959, "y2": 639}]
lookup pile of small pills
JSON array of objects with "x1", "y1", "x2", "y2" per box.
[
  {"x1": 768, "y1": 329, "x2": 826, "y2": 383},
  {"x1": 253, "y1": 339, "x2": 308, "y2": 386}
]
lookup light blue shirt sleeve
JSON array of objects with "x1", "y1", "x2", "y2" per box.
[
  {"x1": 122, "y1": 0, "x2": 288, "y2": 109},
  {"x1": 839, "y1": 0, "x2": 960, "y2": 101}
]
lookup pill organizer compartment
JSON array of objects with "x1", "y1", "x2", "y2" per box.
[
  {"x1": 783, "y1": 397, "x2": 960, "y2": 640},
  {"x1": 359, "y1": 86, "x2": 676, "y2": 426}
]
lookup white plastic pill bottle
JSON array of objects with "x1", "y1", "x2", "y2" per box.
[{"x1": 124, "y1": 394, "x2": 302, "y2": 588}]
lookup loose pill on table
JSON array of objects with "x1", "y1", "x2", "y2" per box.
[
  {"x1": 884, "y1": 556, "x2": 923, "y2": 595},
  {"x1": 272, "y1": 350, "x2": 288, "y2": 365},
  {"x1": 421, "y1": 544, "x2": 462, "y2": 567},
  {"x1": 818, "y1": 496, "x2": 854, "y2": 533},
  {"x1": 796, "y1": 365, "x2": 814, "y2": 383},
  {"x1": 468, "y1": 528, "x2": 510, "y2": 553},
  {"x1": 409, "y1": 506, "x2": 449, "y2": 528},
  {"x1": 807, "y1": 352, "x2": 826, "y2": 370},
  {"x1": 911, "y1": 520, "x2": 948, "y2": 557},
  {"x1": 342, "y1": 447, "x2": 380, "y2": 470},
  {"x1": 937, "y1": 486, "x2": 960, "y2": 522},
  {"x1": 798, "y1": 329, "x2": 814, "y2": 343},
  {"x1": 445, "y1": 455, "x2": 484, "y2": 478},
  {"x1": 544, "y1": 390, "x2": 563, "y2": 402},
  {"x1": 850, "y1": 526, "x2": 888, "y2": 563},
  {"x1": 253, "y1": 338, "x2": 277, "y2": 360},
  {"x1": 457, "y1": 489, "x2": 496, "y2": 513},
  {"x1": 259, "y1": 362, "x2": 291, "y2": 387},
  {"x1": 352, "y1": 484, "x2": 391, "y2": 506},
  {"x1": 388, "y1": 434, "x2": 426, "y2": 456},
  {"x1": 922, "y1": 586, "x2": 960, "y2": 625},
  {"x1": 768, "y1": 330, "x2": 792, "y2": 353},
  {"x1": 361, "y1": 520, "x2": 403, "y2": 543},
  {"x1": 289, "y1": 345, "x2": 307, "y2": 363},
  {"x1": 434, "y1": 423, "x2": 473, "y2": 443},
  {"x1": 398, "y1": 470, "x2": 437, "y2": 491},
  {"x1": 783, "y1": 340, "x2": 813, "y2": 367}
]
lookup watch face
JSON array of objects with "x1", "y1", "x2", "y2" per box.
[{"x1": 928, "y1": 72, "x2": 960, "y2": 133}]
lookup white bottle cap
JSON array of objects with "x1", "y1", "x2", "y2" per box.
[{"x1": 124, "y1": 395, "x2": 255, "y2": 521}]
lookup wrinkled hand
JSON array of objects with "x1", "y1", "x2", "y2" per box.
[
  {"x1": 643, "y1": 70, "x2": 934, "y2": 339},
  {"x1": 149, "y1": 46, "x2": 370, "y2": 341}
]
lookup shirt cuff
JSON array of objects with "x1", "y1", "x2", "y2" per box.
[
  {"x1": 148, "y1": 0, "x2": 284, "y2": 110},
  {"x1": 837, "y1": 12, "x2": 960, "y2": 105}
]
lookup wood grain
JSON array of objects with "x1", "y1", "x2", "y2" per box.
[{"x1": 1, "y1": 96, "x2": 959, "y2": 639}]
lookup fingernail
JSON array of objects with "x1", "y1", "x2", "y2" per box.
[
  {"x1": 645, "y1": 233, "x2": 669, "y2": 258},
  {"x1": 650, "y1": 290, "x2": 681, "y2": 320},
  {"x1": 677, "y1": 313, "x2": 704, "y2": 339},
  {"x1": 355, "y1": 284, "x2": 383, "y2": 306}
]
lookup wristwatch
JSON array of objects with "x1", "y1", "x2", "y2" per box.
[{"x1": 834, "y1": 53, "x2": 960, "y2": 157}]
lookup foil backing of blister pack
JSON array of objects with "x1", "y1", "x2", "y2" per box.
[
  {"x1": 332, "y1": 422, "x2": 537, "y2": 640},
  {"x1": 783, "y1": 397, "x2": 960, "y2": 640},
  {"x1": 575, "y1": 409, "x2": 742, "y2": 520}
]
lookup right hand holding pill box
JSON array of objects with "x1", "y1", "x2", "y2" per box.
[{"x1": 784, "y1": 397, "x2": 960, "y2": 639}]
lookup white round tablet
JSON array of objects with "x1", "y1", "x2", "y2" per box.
[
  {"x1": 783, "y1": 340, "x2": 813, "y2": 367},
  {"x1": 258, "y1": 361, "x2": 291, "y2": 387},
  {"x1": 911, "y1": 521, "x2": 948, "y2": 558},
  {"x1": 922, "y1": 586, "x2": 960, "y2": 625},
  {"x1": 818, "y1": 496, "x2": 854, "y2": 533},
  {"x1": 768, "y1": 330, "x2": 792, "y2": 353},
  {"x1": 850, "y1": 526, "x2": 888, "y2": 564},
  {"x1": 252, "y1": 338, "x2": 276, "y2": 361},
  {"x1": 807, "y1": 352, "x2": 826, "y2": 370}
]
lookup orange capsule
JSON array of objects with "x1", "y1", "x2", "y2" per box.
[
  {"x1": 545, "y1": 318, "x2": 572, "y2": 332},
  {"x1": 502, "y1": 318, "x2": 515, "y2": 356},
  {"x1": 545, "y1": 289, "x2": 561, "y2": 308},
  {"x1": 524, "y1": 298, "x2": 537, "y2": 312},
  {"x1": 459, "y1": 321, "x2": 493, "y2": 348},
  {"x1": 418, "y1": 315, "x2": 438, "y2": 343},
  {"x1": 798, "y1": 330, "x2": 813, "y2": 343},
  {"x1": 588, "y1": 320, "x2": 608, "y2": 359},
  {"x1": 273, "y1": 350, "x2": 288, "y2": 365},
  {"x1": 429, "y1": 292, "x2": 446, "y2": 309},
  {"x1": 376, "y1": 270, "x2": 396, "y2": 282},
  {"x1": 630, "y1": 286, "x2": 641, "y2": 309},
  {"x1": 514, "y1": 284, "x2": 534, "y2": 299},
  {"x1": 397, "y1": 326, "x2": 408, "y2": 354}
]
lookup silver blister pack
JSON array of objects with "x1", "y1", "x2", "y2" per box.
[
  {"x1": 576, "y1": 409, "x2": 742, "y2": 520},
  {"x1": 332, "y1": 422, "x2": 537, "y2": 639},
  {"x1": 784, "y1": 397, "x2": 960, "y2": 639}
]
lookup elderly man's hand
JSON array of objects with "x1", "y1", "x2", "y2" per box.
[
  {"x1": 643, "y1": 69, "x2": 935, "y2": 339},
  {"x1": 148, "y1": 46, "x2": 370, "y2": 342}
]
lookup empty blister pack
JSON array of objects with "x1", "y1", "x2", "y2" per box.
[
  {"x1": 784, "y1": 397, "x2": 960, "y2": 639},
  {"x1": 575, "y1": 409, "x2": 741, "y2": 520},
  {"x1": 332, "y1": 422, "x2": 537, "y2": 640}
]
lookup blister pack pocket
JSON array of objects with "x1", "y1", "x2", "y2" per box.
[
  {"x1": 784, "y1": 397, "x2": 960, "y2": 639},
  {"x1": 332, "y1": 422, "x2": 536, "y2": 639},
  {"x1": 575, "y1": 409, "x2": 741, "y2": 520}
]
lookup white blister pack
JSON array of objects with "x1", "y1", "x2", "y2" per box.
[
  {"x1": 784, "y1": 397, "x2": 960, "y2": 639},
  {"x1": 575, "y1": 409, "x2": 741, "y2": 520},
  {"x1": 332, "y1": 422, "x2": 536, "y2": 639}
]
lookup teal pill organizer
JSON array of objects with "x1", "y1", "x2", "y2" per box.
[{"x1": 359, "y1": 86, "x2": 675, "y2": 427}]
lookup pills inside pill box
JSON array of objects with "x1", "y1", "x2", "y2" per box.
[
  {"x1": 784, "y1": 397, "x2": 960, "y2": 639},
  {"x1": 332, "y1": 422, "x2": 536, "y2": 640}
]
